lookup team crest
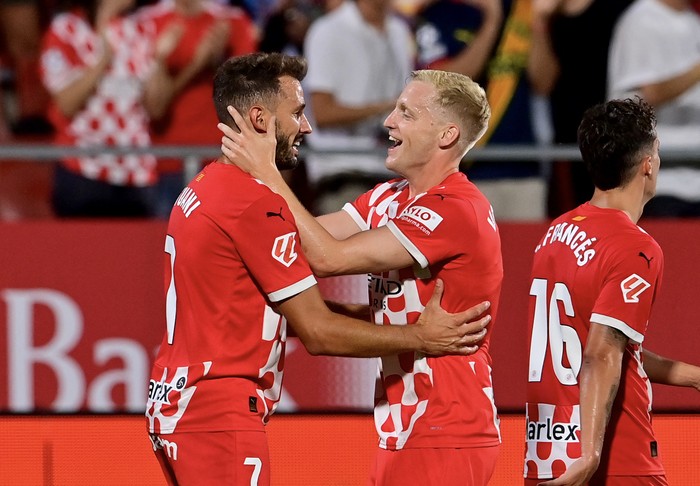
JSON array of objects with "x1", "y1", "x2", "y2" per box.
[{"x1": 272, "y1": 232, "x2": 298, "y2": 267}]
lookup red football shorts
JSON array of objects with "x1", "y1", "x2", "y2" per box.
[
  {"x1": 524, "y1": 474, "x2": 668, "y2": 485},
  {"x1": 149, "y1": 430, "x2": 270, "y2": 485},
  {"x1": 367, "y1": 445, "x2": 500, "y2": 486}
]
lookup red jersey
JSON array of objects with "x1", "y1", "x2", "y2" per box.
[
  {"x1": 524, "y1": 203, "x2": 665, "y2": 479},
  {"x1": 344, "y1": 172, "x2": 503, "y2": 450},
  {"x1": 142, "y1": 2, "x2": 257, "y2": 147},
  {"x1": 40, "y1": 10, "x2": 157, "y2": 186},
  {"x1": 146, "y1": 162, "x2": 316, "y2": 434}
]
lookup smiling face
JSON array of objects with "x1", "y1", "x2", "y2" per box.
[
  {"x1": 273, "y1": 76, "x2": 312, "y2": 170},
  {"x1": 383, "y1": 80, "x2": 448, "y2": 176}
]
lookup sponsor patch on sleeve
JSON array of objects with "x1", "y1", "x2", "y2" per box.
[
  {"x1": 271, "y1": 232, "x2": 298, "y2": 267},
  {"x1": 398, "y1": 205, "x2": 443, "y2": 234}
]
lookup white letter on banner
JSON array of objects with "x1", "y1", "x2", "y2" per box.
[
  {"x1": 89, "y1": 338, "x2": 148, "y2": 412},
  {"x1": 3, "y1": 289, "x2": 86, "y2": 412}
]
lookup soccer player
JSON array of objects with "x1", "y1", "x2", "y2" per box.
[
  {"x1": 220, "y1": 69, "x2": 503, "y2": 485},
  {"x1": 145, "y1": 53, "x2": 493, "y2": 486},
  {"x1": 524, "y1": 97, "x2": 700, "y2": 485}
]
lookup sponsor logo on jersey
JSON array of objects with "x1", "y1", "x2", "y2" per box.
[
  {"x1": 621, "y1": 274, "x2": 651, "y2": 303},
  {"x1": 369, "y1": 275, "x2": 403, "y2": 310},
  {"x1": 638, "y1": 251, "x2": 654, "y2": 268},
  {"x1": 527, "y1": 417, "x2": 580, "y2": 442},
  {"x1": 148, "y1": 379, "x2": 174, "y2": 405},
  {"x1": 398, "y1": 205, "x2": 443, "y2": 234},
  {"x1": 271, "y1": 232, "x2": 298, "y2": 267},
  {"x1": 149, "y1": 434, "x2": 179, "y2": 460},
  {"x1": 266, "y1": 207, "x2": 286, "y2": 221}
]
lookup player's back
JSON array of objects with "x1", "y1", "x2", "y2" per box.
[
  {"x1": 147, "y1": 161, "x2": 315, "y2": 434},
  {"x1": 525, "y1": 202, "x2": 665, "y2": 479}
]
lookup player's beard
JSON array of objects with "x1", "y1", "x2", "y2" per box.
[{"x1": 275, "y1": 120, "x2": 300, "y2": 171}]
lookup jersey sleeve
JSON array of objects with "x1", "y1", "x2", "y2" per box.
[
  {"x1": 233, "y1": 193, "x2": 316, "y2": 302},
  {"x1": 386, "y1": 196, "x2": 475, "y2": 268},
  {"x1": 342, "y1": 189, "x2": 373, "y2": 231},
  {"x1": 590, "y1": 238, "x2": 664, "y2": 343}
]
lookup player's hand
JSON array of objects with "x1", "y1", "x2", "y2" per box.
[
  {"x1": 538, "y1": 457, "x2": 598, "y2": 486},
  {"x1": 218, "y1": 105, "x2": 278, "y2": 182},
  {"x1": 415, "y1": 279, "x2": 490, "y2": 356}
]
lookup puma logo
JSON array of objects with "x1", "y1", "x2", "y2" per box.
[
  {"x1": 266, "y1": 207, "x2": 285, "y2": 221},
  {"x1": 638, "y1": 252, "x2": 653, "y2": 268}
]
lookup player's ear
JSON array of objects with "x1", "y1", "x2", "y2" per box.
[
  {"x1": 642, "y1": 156, "x2": 653, "y2": 177},
  {"x1": 249, "y1": 105, "x2": 268, "y2": 133},
  {"x1": 438, "y1": 124, "x2": 460, "y2": 149}
]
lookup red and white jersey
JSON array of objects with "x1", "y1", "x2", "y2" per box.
[
  {"x1": 146, "y1": 161, "x2": 316, "y2": 434},
  {"x1": 141, "y1": 1, "x2": 257, "y2": 148},
  {"x1": 344, "y1": 172, "x2": 503, "y2": 450},
  {"x1": 40, "y1": 9, "x2": 157, "y2": 186},
  {"x1": 524, "y1": 203, "x2": 665, "y2": 478}
]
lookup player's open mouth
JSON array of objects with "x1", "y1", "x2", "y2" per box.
[
  {"x1": 388, "y1": 135, "x2": 402, "y2": 151},
  {"x1": 293, "y1": 140, "x2": 301, "y2": 155}
]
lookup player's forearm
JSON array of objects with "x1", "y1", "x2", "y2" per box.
[
  {"x1": 301, "y1": 314, "x2": 421, "y2": 357},
  {"x1": 577, "y1": 353, "x2": 621, "y2": 471},
  {"x1": 269, "y1": 178, "x2": 351, "y2": 277},
  {"x1": 324, "y1": 301, "x2": 372, "y2": 321},
  {"x1": 643, "y1": 349, "x2": 700, "y2": 390}
]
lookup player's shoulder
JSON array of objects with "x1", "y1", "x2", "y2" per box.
[
  {"x1": 427, "y1": 173, "x2": 489, "y2": 211},
  {"x1": 194, "y1": 163, "x2": 276, "y2": 205}
]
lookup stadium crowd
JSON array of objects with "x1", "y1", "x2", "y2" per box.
[{"x1": 0, "y1": 0, "x2": 699, "y2": 220}]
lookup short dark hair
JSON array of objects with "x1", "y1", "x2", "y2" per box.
[
  {"x1": 577, "y1": 97, "x2": 657, "y2": 191},
  {"x1": 213, "y1": 53, "x2": 308, "y2": 127}
]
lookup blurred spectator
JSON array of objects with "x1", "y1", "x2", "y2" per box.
[
  {"x1": 0, "y1": 77, "x2": 10, "y2": 142},
  {"x1": 302, "y1": 0, "x2": 414, "y2": 214},
  {"x1": 528, "y1": 0, "x2": 632, "y2": 217},
  {"x1": 608, "y1": 0, "x2": 700, "y2": 217},
  {"x1": 0, "y1": 0, "x2": 52, "y2": 136},
  {"x1": 40, "y1": 0, "x2": 161, "y2": 217},
  {"x1": 260, "y1": 0, "x2": 323, "y2": 56},
  {"x1": 415, "y1": 0, "x2": 546, "y2": 221},
  {"x1": 141, "y1": 0, "x2": 257, "y2": 218}
]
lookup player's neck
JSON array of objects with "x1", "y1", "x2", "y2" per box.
[
  {"x1": 406, "y1": 166, "x2": 459, "y2": 198},
  {"x1": 589, "y1": 189, "x2": 643, "y2": 224}
]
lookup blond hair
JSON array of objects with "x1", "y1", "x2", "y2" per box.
[{"x1": 410, "y1": 70, "x2": 490, "y2": 149}]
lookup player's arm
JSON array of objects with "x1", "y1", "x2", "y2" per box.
[
  {"x1": 643, "y1": 349, "x2": 700, "y2": 392},
  {"x1": 540, "y1": 322, "x2": 627, "y2": 486},
  {"x1": 218, "y1": 109, "x2": 414, "y2": 276},
  {"x1": 324, "y1": 301, "x2": 372, "y2": 321},
  {"x1": 279, "y1": 279, "x2": 490, "y2": 357}
]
